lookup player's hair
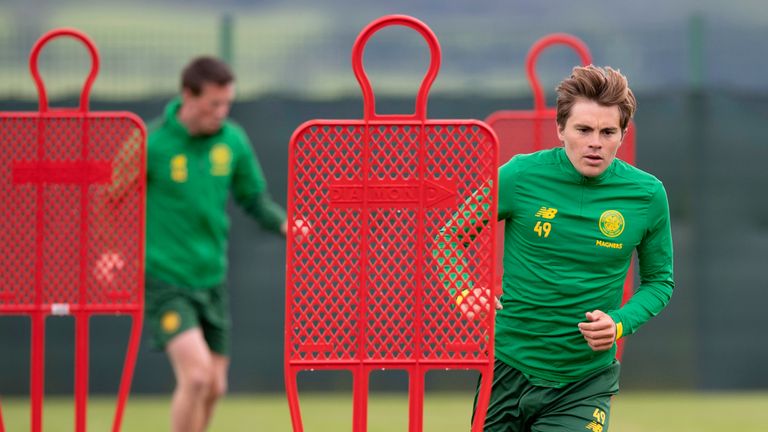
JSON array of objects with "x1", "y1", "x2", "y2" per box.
[
  {"x1": 180, "y1": 56, "x2": 234, "y2": 96},
  {"x1": 555, "y1": 65, "x2": 636, "y2": 132}
]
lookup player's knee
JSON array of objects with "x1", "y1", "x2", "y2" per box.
[
  {"x1": 210, "y1": 378, "x2": 228, "y2": 400},
  {"x1": 180, "y1": 366, "x2": 214, "y2": 396}
]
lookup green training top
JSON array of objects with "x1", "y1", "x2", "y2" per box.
[
  {"x1": 146, "y1": 98, "x2": 285, "y2": 289},
  {"x1": 495, "y1": 147, "x2": 674, "y2": 385}
]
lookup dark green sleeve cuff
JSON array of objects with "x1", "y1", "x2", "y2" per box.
[
  {"x1": 242, "y1": 192, "x2": 286, "y2": 234},
  {"x1": 607, "y1": 311, "x2": 626, "y2": 340}
]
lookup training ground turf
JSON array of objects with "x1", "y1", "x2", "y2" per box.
[{"x1": 2, "y1": 391, "x2": 768, "y2": 431}]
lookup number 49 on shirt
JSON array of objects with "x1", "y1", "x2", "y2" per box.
[{"x1": 534, "y1": 221, "x2": 552, "y2": 237}]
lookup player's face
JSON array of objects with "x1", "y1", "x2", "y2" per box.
[
  {"x1": 182, "y1": 82, "x2": 235, "y2": 135},
  {"x1": 558, "y1": 98, "x2": 624, "y2": 177}
]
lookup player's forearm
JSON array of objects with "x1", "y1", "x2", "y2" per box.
[
  {"x1": 608, "y1": 278, "x2": 673, "y2": 339},
  {"x1": 432, "y1": 234, "x2": 472, "y2": 300},
  {"x1": 432, "y1": 181, "x2": 493, "y2": 302},
  {"x1": 242, "y1": 192, "x2": 286, "y2": 234},
  {"x1": 432, "y1": 207, "x2": 484, "y2": 299},
  {"x1": 441, "y1": 184, "x2": 493, "y2": 245}
]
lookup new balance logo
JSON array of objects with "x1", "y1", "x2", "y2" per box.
[
  {"x1": 535, "y1": 207, "x2": 558, "y2": 219},
  {"x1": 585, "y1": 421, "x2": 603, "y2": 432}
]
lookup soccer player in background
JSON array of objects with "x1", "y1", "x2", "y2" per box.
[
  {"x1": 456, "y1": 65, "x2": 674, "y2": 431},
  {"x1": 139, "y1": 57, "x2": 285, "y2": 432}
]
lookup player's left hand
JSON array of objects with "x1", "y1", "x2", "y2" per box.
[{"x1": 578, "y1": 310, "x2": 616, "y2": 351}]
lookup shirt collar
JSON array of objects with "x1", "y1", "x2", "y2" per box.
[
  {"x1": 555, "y1": 146, "x2": 616, "y2": 184},
  {"x1": 164, "y1": 97, "x2": 190, "y2": 137}
]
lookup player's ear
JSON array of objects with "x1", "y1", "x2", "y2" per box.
[
  {"x1": 619, "y1": 128, "x2": 628, "y2": 145},
  {"x1": 556, "y1": 121, "x2": 565, "y2": 143},
  {"x1": 180, "y1": 87, "x2": 195, "y2": 104}
]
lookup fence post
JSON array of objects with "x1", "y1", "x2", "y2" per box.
[
  {"x1": 219, "y1": 13, "x2": 234, "y2": 67},
  {"x1": 687, "y1": 13, "x2": 708, "y2": 389},
  {"x1": 688, "y1": 13, "x2": 705, "y2": 91}
]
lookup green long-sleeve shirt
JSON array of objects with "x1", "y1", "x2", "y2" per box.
[
  {"x1": 146, "y1": 99, "x2": 285, "y2": 289},
  {"x1": 496, "y1": 147, "x2": 674, "y2": 384}
]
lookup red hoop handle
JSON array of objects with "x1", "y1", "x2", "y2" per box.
[
  {"x1": 352, "y1": 15, "x2": 441, "y2": 121},
  {"x1": 29, "y1": 28, "x2": 100, "y2": 113},
  {"x1": 526, "y1": 33, "x2": 592, "y2": 112}
]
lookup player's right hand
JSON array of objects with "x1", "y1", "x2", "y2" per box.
[
  {"x1": 291, "y1": 218, "x2": 311, "y2": 243},
  {"x1": 459, "y1": 287, "x2": 501, "y2": 320},
  {"x1": 93, "y1": 252, "x2": 125, "y2": 285}
]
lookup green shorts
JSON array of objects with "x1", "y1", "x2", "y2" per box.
[
  {"x1": 474, "y1": 359, "x2": 620, "y2": 432},
  {"x1": 145, "y1": 276, "x2": 231, "y2": 355}
]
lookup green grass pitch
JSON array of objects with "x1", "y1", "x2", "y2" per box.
[{"x1": 2, "y1": 392, "x2": 768, "y2": 431}]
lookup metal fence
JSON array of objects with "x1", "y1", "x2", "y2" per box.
[{"x1": 0, "y1": 4, "x2": 767, "y2": 100}]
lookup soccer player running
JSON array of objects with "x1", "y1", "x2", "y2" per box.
[
  {"x1": 142, "y1": 57, "x2": 286, "y2": 432},
  {"x1": 459, "y1": 65, "x2": 673, "y2": 431}
]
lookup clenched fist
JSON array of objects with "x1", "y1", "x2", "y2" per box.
[{"x1": 458, "y1": 287, "x2": 502, "y2": 321}]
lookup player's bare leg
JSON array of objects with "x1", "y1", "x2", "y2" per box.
[
  {"x1": 167, "y1": 328, "x2": 213, "y2": 432},
  {"x1": 201, "y1": 354, "x2": 229, "y2": 429}
]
